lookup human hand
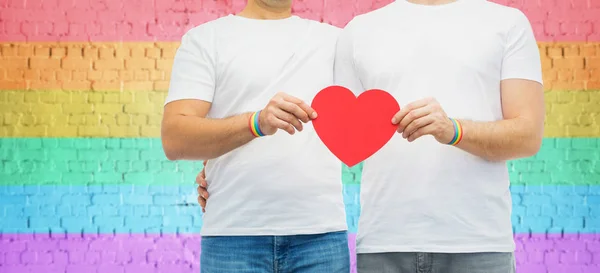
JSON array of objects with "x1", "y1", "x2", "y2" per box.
[
  {"x1": 196, "y1": 161, "x2": 209, "y2": 212},
  {"x1": 391, "y1": 97, "x2": 456, "y2": 144},
  {"x1": 257, "y1": 92, "x2": 318, "y2": 135}
]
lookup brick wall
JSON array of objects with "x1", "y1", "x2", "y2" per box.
[{"x1": 1, "y1": 0, "x2": 600, "y2": 272}]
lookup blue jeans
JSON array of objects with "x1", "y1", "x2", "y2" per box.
[
  {"x1": 357, "y1": 252, "x2": 515, "y2": 273},
  {"x1": 200, "y1": 231, "x2": 350, "y2": 273}
]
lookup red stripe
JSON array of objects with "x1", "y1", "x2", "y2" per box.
[{"x1": 0, "y1": 0, "x2": 598, "y2": 42}]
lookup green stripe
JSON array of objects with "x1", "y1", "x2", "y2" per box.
[
  {"x1": 0, "y1": 138, "x2": 598, "y2": 186},
  {"x1": 344, "y1": 138, "x2": 600, "y2": 185},
  {"x1": 511, "y1": 138, "x2": 600, "y2": 186}
]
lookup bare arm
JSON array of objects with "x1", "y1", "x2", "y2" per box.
[
  {"x1": 161, "y1": 99, "x2": 255, "y2": 161},
  {"x1": 395, "y1": 12, "x2": 544, "y2": 162},
  {"x1": 453, "y1": 11, "x2": 546, "y2": 161},
  {"x1": 161, "y1": 93, "x2": 318, "y2": 161},
  {"x1": 453, "y1": 79, "x2": 545, "y2": 161},
  {"x1": 393, "y1": 79, "x2": 545, "y2": 162}
]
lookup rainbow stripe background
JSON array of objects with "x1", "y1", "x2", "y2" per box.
[{"x1": 1, "y1": 0, "x2": 599, "y2": 272}]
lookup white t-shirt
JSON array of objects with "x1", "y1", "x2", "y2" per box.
[
  {"x1": 334, "y1": 0, "x2": 542, "y2": 253},
  {"x1": 166, "y1": 15, "x2": 347, "y2": 236}
]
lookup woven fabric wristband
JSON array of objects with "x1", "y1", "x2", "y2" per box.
[
  {"x1": 249, "y1": 111, "x2": 265, "y2": 137},
  {"x1": 447, "y1": 118, "x2": 463, "y2": 146}
]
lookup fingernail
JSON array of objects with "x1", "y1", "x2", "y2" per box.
[
  {"x1": 391, "y1": 118, "x2": 397, "y2": 124},
  {"x1": 312, "y1": 112, "x2": 318, "y2": 119}
]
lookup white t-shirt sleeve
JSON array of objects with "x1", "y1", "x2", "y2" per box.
[
  {"x1": 334, "y1": 20, "x2": 365, "y2": 95},
  {"x1": 165, "y1": 28, "x2": 216, "y2": 105},
  {"x1": 500, "y1": 11, "x2": 543, "y2": 85}
]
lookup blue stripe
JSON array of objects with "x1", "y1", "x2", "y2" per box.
[{"x1": 1, "y1": 184, "x2": 599, "y2": 234}]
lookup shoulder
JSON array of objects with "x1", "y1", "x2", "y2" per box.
[
  {"x1": 182, "y1": 16, "x2": 226, "y2": 38},
  {"x1": 476, "y1": 1, "x2": 532, "y2": 29},
  {"x1": 302, "y1": 18, "x2": 343, "y2": 38},
  {"x1": 179, "y1": 15, "x2": 234, "y2": 49},
  {"x1": 477, "y1": 0, "x2": 526, "y2": 15},
  {"x1": 340, "y1": 2, "x2": 397, "y2": 35}
]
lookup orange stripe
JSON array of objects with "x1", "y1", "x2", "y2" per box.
[
  {"x1": 0, "y1": 42, "x2": 178, "y2": 91},
  {"x1": 0, "y1": 42, "x2": 599, "y2": 91}
]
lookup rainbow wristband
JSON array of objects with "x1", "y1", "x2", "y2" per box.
[
  {"x1": 447, "y1": 118, "x2": 463, "y2": 146},
  {"x1": 249, "y1": 111, "x2": 265, "y2": 137}
]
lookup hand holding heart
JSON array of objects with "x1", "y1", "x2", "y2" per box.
[
  {"x1": 258, "y1": 92, "x2": 318, "y2": 135},
  {"x1": 391, "y1": 97, "x2": 456, "y2": 144},
  {"x1": 309, "y1": 86, "x2": 458, "y2": 167}
]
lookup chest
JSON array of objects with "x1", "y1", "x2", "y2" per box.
[
  {"x1": 354, "y1": 19, "x2": 506, "y2": 89},
  {"x1": 210, "y1": 33, "x2": 335, "y2": 115}
]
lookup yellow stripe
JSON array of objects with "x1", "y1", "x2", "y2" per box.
[
  {"x1": 1, "y1": 89, "x2": 599, "y2": 138},
  {"x1": 450, "y1": 119, "x2": 463, "y2": 146},
  {"x1": 249, "y1": 112, "x2": 260, "y2": 137},
  {"x1": 0, "y1": 42, "x2": 599, "y2": 91},
  {"x1": 457, "y1": 122, "x2": 463, "y2": 143},
  {"x1": 544, "y1": 90, "x2": 600, "y2": 137},
  {"x1": 0, "y1": 90, "x2": 166, "y2": 137}
]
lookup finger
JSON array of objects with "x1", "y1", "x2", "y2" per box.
[
  {"x1": 284, "y1": 97, "x2": 317, "y2": 120},
  {"x1": 196, "y1": 174, "x2": 207, "y2": 187},
  {"x1": 199, "y1": 187, "x2": 209, "y2": 199},
  {"x1": 279, "y1": 93, "x2": 317, "y2": 119},
  {"x1": 196, "y1": 186, "x2": 206, "y2": 198},
  {"x1": 197, "y1": 185, "x2": 209, "y2": 199},
  {"x1": 398, "y1": 105, "x2": 433, "y2": 134},
  {"x1": 392, "y1": 97, "x2": 433, "y2": 125},
  {"x1": 195, "y1": 171, "x2": 203, "y2": 185},
  {"x1": 202, "y1": 160, "x2": 207, "y2": 167},
  {"x1": 267, "y1": 114, "x2": 295, "y2": 135},
  {"x1": 296, "y1": 101, "x2": 317, "y2": 120},
  {"x1": 403, "y1": 116, "x2": 435, "y2": 139},
  {"x1": 407, "y1": 124, "x2": 436, "y2": 142},
  {"x1": 197, "y1": 196, "x2": 206, "y2": 210},
  {"x1": 273, "y1": 109, "x2": 303, "y2": 132},
  {"x1": 277, "y1": 99, "x2": 311, "y2": 123}
]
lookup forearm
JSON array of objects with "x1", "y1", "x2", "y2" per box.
[
  {"x1": 454, "y1": 117, "x2": 543, "y2": 162},
  {"x1": 161, "y1": 112, "x2": 256, "y2": 161}
]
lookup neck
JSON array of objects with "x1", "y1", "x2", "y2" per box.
[
  {"x1": 405, "y1": 0, "x2": 458, "y2": 5},
  {"x1": 238, "y1": 0, "x2": 292, "y2": 19}
]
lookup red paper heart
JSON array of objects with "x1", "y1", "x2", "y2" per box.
[{"x1": 311, "y1": 86, "x2": 400, "y2": 167}]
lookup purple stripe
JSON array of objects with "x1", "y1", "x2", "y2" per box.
[
  {"x1": 1, "y1": 233, "x2": 599, "y2": 273},
  {"x1": 514, "y1": 234, "x2": 600, "y2": 273}
]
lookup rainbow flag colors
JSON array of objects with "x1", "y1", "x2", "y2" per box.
[{"x1": 1, "y1": 0, "x2": 600, "y2": 272}]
